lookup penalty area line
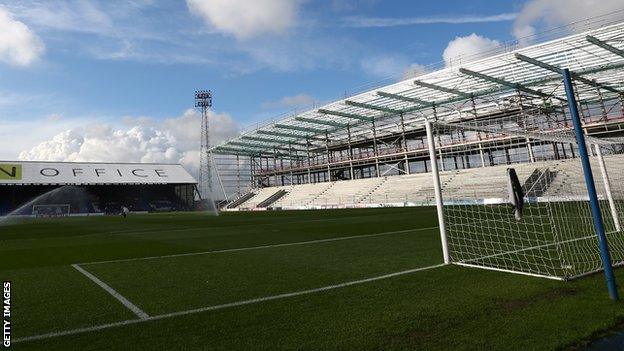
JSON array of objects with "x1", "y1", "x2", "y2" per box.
[
  {"x1": 15, "y1": 263, "x2": 445, "y2": 344},
  {"x1": 79, "y1": 226, "x2": 438, "y2": 266},
  {"x1": 72, "y1": 264, "x2": 150, "y2": 320}
]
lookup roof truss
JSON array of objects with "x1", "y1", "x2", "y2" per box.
[
  {"x1": 514, "y1": 53, "x2": 621, "y2": 94},
  {"x1": 257, "y1": 130, "x2": 301, "y2": 138},
  {"x1": 344, "y1": 100, "x2": 403, "y2": 114},
  {"x1": 229, "y1": 141, "x2": 263, "y2": 148},
  {"x1": 240, "y1": 135, "x2": 282, "y2": 143},
  {"x1": 241, "y1": 135, "x2": 308, "y2": 148},
  {"x1": 586, "y1": 35, "x2": 624, "y2": 59},
  {"x1": 274, "y1": 123, "x2": 327, "y2": 134},
  {"x1": 228, "y1": 141, "x2": 306, "y2": 154},
  {"x1": 317, "y1": 108, "x2": 374, "y2": 122},
  {"x1": 211, "y1": 22, "x2": 624, "y2": 156},
  {"x1": 294, "y1": 116, "x2": 349, "y2": 128},
  {"x1": 413, "y1": 79, "x2": 472, "y2": 98},
  {"x1": 377, "y1": 91, "x2": 432, "y2": 106},
  {"x1": 213, "y1": 146, "x2": 256, "y2": 155},
  {"x1": 459, "y1": 67, "x2": 557, "y2": 100}
]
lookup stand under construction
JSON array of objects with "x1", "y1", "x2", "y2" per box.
[{"x1": 210, "y1": 19, "x2": 624, "y2": 209}]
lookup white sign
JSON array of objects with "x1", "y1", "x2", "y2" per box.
[{"x1": 0, "y1": 161, "x2": 196, "y2": 185}]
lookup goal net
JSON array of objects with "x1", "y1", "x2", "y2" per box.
[
  {"x1": 429, "y1": 108, "x2": 624, "y2": 280},
  {"x1": 32, "y1": 204, "x2": 71, "y2": 218}
]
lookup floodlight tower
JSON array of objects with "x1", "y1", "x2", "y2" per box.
[{"x1": 195, "y1": 90, "x2": 213, "y2": 200}]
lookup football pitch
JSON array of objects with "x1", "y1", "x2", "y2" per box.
[{"x1": 1, "y1": 207, "x2": 623, "y2": 350}]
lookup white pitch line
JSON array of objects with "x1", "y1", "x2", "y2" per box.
[
  {"x1": 15, "y1": 263, "x2": 445, "y2": 344},
  {"x1": 79, "y1": 227, "x2": 438, "y2": 266},
  {"x1": 71, "y1": 264, "x2": 150, "y2": 320}
]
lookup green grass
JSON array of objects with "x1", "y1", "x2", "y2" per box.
[{"x1": 1, "y1": 207, "x2": 623, "y2": 350}]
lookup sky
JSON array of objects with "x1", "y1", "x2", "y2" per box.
[{"x1": 1, "y1": 0, "x2": 623, "y2": 176}]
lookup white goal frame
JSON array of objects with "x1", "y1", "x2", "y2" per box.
[
  {"x1": 424, "y1": 117, "x2": 624, "y2": 281},
  {"x1": 32, "y1": 204, "x2": 71, "y2": 218}
]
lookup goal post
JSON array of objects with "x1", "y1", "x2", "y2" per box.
[
  {"x1": 563, "y1": 68, "x2": 618, "y2": 300},
  {"x1": 426, "y1": 104, "x2": 624, "y2": 287},
  {"x1": 32, "y1": 204, "x2": 70, "y2": 218},
  {"x1": 594, "y1": 144, "x2": 621, "y2": 232},
  {"x1": 425, "y1": 120, "x2": 450, "y2": 264}
]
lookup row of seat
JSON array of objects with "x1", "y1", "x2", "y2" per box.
[{"x1": 230, "y1": 154, "x2": 624, "y2": 210}]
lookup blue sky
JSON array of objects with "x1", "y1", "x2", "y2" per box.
[
  {"x1": 0, "y1": 0, "x2": 621, "y2": 170},
  {"x1": 0, "y1": 1, "x2": 519, "y2": 122}
]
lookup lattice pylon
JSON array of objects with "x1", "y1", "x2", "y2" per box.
[{"x1": 196, "y1": 90, "x2": 212, "y2": 200}]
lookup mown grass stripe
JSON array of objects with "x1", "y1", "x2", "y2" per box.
[
  {"x1": 15, "y1": 263, "x2": 445, "y2": 344},
  {"x1": 79, "y1": 227, "x2": 438, "y2": 266}
]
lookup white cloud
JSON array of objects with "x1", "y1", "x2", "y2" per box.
[
  {"x1": 261, "y1": 93, "x2": 315, "y2": 110},
  {"x1": 4, "y1": 1, "x2": 209, "y2": 66},
  {"x1": 513, "y1": 0, "x2": 624, "y2": 44},
  {"x1": 187, "y1": 0, "x2": 300, "y2": 40},
  {"x1": 2, "y1": 0, "x2": 355, "y2": 74},
  {"x1": 442, "y1": 33, "x2": 501, "y2": 67},
  {"x1": 360, "y1": 55, "x2": 427, "y2": 79},
  {"x1": 402, "y1": 63, "x2": 428, "y2": 79},
  {"x1": 0, "y1": 115, "x2": 94, "y2": 161},
  {"x1": 18, "y1": 109, "x2": 240, "y2": 177},
  {"x1": 12, "y1": 1, "x2": 113, "y2": 35},
  {"x1": 0, "y1": 6, "x2": 44, "y2": 66}
]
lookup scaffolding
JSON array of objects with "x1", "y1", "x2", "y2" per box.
[{"x1": 210, "y1": 18, "x2": 624, "y2": 203}]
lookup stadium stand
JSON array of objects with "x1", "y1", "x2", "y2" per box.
[
  {"x1": 210, "y1": 21, "x2": 624, "y2": 222},
  {"x1": 229, "y1": 153, "x2": 624, "y2": 210},
  {"x1": 0, "y1": 161, "x2": 197, "y2": 216}
]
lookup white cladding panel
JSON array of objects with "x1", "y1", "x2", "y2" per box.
[{"x1": 0, "y1": 161, "x2": 196, "y2": 185}]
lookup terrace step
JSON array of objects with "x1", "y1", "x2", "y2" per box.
[
  {"x1": 357, "y1": 177, "x2": 388, "y2": 204},
  {"x1": 226, "y1": 192, "x2": 256, "y2": 209},
  {"x1": 257, "y1": 190, "x2": 289, "y2": 208},
  {"x1": 522, "y1": 167, "x2": 558, "y2": 198},
  {"x1": 305, "y1": 182, "x2": 337, "y2": 206}
]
